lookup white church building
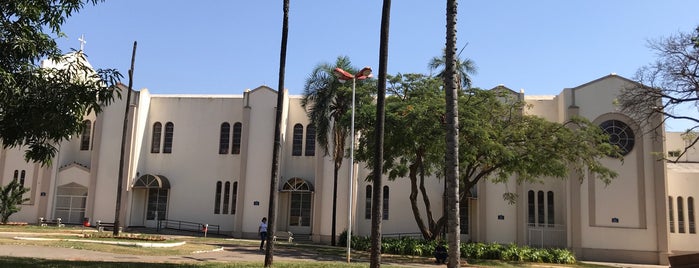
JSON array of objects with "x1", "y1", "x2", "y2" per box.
[{"x1": 2, "y1": 55, "x2": 697, "y2": 264}]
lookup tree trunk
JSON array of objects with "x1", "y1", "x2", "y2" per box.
[
  {"x1": 114, "y1": 42, "x2": 137, "y2": 236},
  {"x1": 264, "y1": 0, "x2": 289, "y2": 266},
  {"x1": 331, "y1": 161, "x2": 339, "y2": 246},
  {"x1": 444, "y1": 0, "x2": 461, "y2": 267},
  {"x1": 371, "y1": 1, "x2": 391, "y2": 267}
]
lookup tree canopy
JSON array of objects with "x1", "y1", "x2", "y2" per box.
[
  {"x1": 301, "y1": 56, "x2": 374, "y2": 246},
  {"x1": 1, "y1": 0, "x2": 122, "y2": 165},
  {"x1": 355, "y1": 73, "x2": 620, "y2": 240},
  {"x1": 617, "y1": 25, "x2": 699, "y2": 160}
]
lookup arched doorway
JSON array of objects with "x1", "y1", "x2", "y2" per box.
[
  {"x1": 54, "y1": 182, "x2": 88, "y2": 224},
  {"x1": 281, "y1": 178, "x2": 314, "y2": 235},
  {"x1": 131, "y1": 174, "x2": 170, "y2": 227}
]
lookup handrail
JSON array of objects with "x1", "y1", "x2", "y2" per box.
[{"x1": 157, "y1": 219, "x2": 220, "y2": 235}]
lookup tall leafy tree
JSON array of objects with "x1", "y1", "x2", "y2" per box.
[
  {"x1": 0, "y1": 179, "x2": 30, "y2": 223},
  {"x1": 356, "y1": 74, "x2": 447, "y2": 240},
  {"x1": 0, "y1": 0, "x2": 122, "y2": 165},
  {"x1": 301, "y1": 56, "x2": 373, "y2": 246},
  {"x1": 617, "y1": 25, "x2": 699, "y2": 160},
  {"x1": 356, "y1": 76, "x2": 621, "y2": 254}
]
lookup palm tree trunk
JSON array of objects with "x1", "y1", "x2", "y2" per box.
[
  {"x1": 264, "y1": 0, "x2": 289, "y2": 266},
  {"x1": 444, "y1": 0, "x2": 461, "y2": 267},
  {"x1": 371, "y1": 0, "x2": 391, "y2": 267},
  {"x1": 331, "y1": 163, "x2": 339, "y2": 246},
  {"x1": 114, "y1": 41, "x2": 137, "y2": 236}
]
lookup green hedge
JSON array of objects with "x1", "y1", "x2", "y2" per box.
[{"x1": 338, "y1": 231, "x2": 576, "y2": 264}]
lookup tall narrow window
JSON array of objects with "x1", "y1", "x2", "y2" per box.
[
  {"x1": 13, "y1": 170, "x2": 18, "y2": 182},
  {"x1": 219, "y1": 122, "x2": 230, "y2": 154},
  {"x1": 231, "y1": 182, "x2": 238, "y2": 214},
  {"x1": 151, "y1": 122, "x2": 162, "y2": 153},
  {"x1": 537, "y1": 191, "x2": 545, "y2": 225},
  {"x1": 669, "y1": 196, "x2": 675, "y2": 233},
  {"x1": 678, "y1": 196, "x2": 685, "y2": 233},
  {"x1": 528, "y1": 190, "x2": 535, "y2": 226},
  {"x1": 80, "y1": 120, "x2": 91, "y2": 151},
  {"x1": 20, "y1": 170, "x2": 26, "y2": 187},
  {"x1": 292, "y1": 124, "x2": 303, "y2": 156},
  {"x1": 305, "y1": 124, "x2": 315, "y2": 156},
  {"x1": 460, "y1": 195, "x2": 469, "y2": 234},
  {"x1": 163, "y1": 122, "x2": 174, "y2": 153},
  {"x1": 689, "y1": 197, "x2": 696, "y2": 234},
  {"x1": 214, "y1": 181, "x2": 222, "y2": 214},
  {"x1": 365, "y1": 185, "x2": 372, "y2": 219},
  {"x1": 547, "y1": 191, "x2": 554, "y2": 226},
  {"x1": 222, "y1": 182, "x2": 231, "y2": 214},
  {"x1": 232, "y1": 122, "x2": 242, "y2": 154},
  {"x1": 383, "y1": 186, "x2": 389, "y2": 220}
]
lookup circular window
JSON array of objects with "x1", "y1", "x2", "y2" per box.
[{"x1": 600, "y1": 120, "x2": 634, "y2": 156}]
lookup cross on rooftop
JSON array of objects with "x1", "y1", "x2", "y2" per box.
[{"x1": 78, "y1": 34, "x2": 87, "y2": 51}]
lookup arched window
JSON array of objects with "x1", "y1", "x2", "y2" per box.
[
  {"x1": 527, "y1": 190, "x2": 535, "y2": 226},
  {"x1": 219, "y1": 122, "x2": 230, "y2": 154},
  {"x1": 231, "y1": 182, "x2": 238, "y2": 214},
  {"x1": 305, "y1": 124, "x2": 315, "y2": 156},
  {"x1": 232, "y1": 122, "x2": 242, "y2": 154},
  {"x1": 383, "y1": 186, "x2": 389, "y2": 220},
  {"x1": 460, "y1": 193, "x2": 469, "y2": 234},
  {"x1": 669, "y1": 196, "x2": 675, "y2": 233},
  {"x1": 678, "y1": 196, "x2": 685, "y2": 233},
  {"x1": 163, "y1": 122, "x2": 174, "y2": 153},
  {"x1": 151, "y1": 122, "x2": 162, "y2": 153},
  {"x1": 600, "y1": 120, "x2": 635, "y2": 156},
  {"x1": 537, "y1": 191, "x2": 545, "y2": 225},
  {"x1": 80, "y1": 120, "x2": 91, "y2": 151},
  {"x1": 214, "y1": 181, "x2": 222, "y2": 214},
  {"x1": 13, "y1": 170, "x2": 18, "y2": 181},
  {"x1": 365, "y1": 185, "x2": 372, "y2": 219},
  {"x1": 292, "y1": 124, "x2": 303, "y2": 156},
  {"x1": 689, "y1": 197, "x2": 695, "y2": 234},
  {"x1": 20, "y1": 170, "x2": 25, "y2": 187},
  {"x1": 223, "y1": 182, "x2": 231, "y2": 214},
  {"x1": 547, "y1": 191, "x2": 554, "y2": 226}
]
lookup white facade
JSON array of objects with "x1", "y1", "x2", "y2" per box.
[{"x1": 2, "y1": 67, "x2": 698, "y2": 264}]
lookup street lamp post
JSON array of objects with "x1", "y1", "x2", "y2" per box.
[{"x1": 334, "y1": 66, "x2": 372, "y2": 263}]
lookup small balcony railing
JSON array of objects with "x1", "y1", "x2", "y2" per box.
[{"x1": 527, "y1": 224, "x2": 566, "y2": 248}]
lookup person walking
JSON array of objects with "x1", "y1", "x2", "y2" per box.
[{"x1": 258, "y1": 217, "x2": 268, "y2": 251}]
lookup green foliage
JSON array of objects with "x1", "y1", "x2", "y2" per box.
[
  {"x1": 82, "y1": 232, "x2": 166, "y2": 241},
  {"x1": 342, "y1": 232, "x2": 576, "y2": 264},
  {"x1": 0, "y1": 179, "x2": 30, "y2": 223},
  {"x1": 1, "y1": 0, "x2": 122, "y2": 165},
  {"x1": 355, "y1": 74, "x2": 619, "y2": 240}
]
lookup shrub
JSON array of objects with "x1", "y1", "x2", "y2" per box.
[{"x1": 340, "y1": 231, "x2": 576, "y2": 265}]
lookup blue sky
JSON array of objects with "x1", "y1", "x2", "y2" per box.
[{"x1": 56, "y1": 1, "x2": 698, "y2": 128}]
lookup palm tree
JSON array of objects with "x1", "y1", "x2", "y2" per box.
[
  {"x1": 443, "y1": 0, "x2": 462, "y2": 267},
  {"x1": 428, "y1": 47, "x2": 477, "y2": 89},
  {"x1": 265, "y1": 0, "x2": 289, "y2": 266},
  {"x1": 370, "y1": 0, "x2": 391, "y2": 267},
  {"x1": 301, "y1": 56, "x2": 359, "y2": 246}
]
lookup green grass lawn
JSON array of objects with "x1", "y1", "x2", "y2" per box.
[{"x1": 0, "y1": 225, "x2": 611, "y2": 267}]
